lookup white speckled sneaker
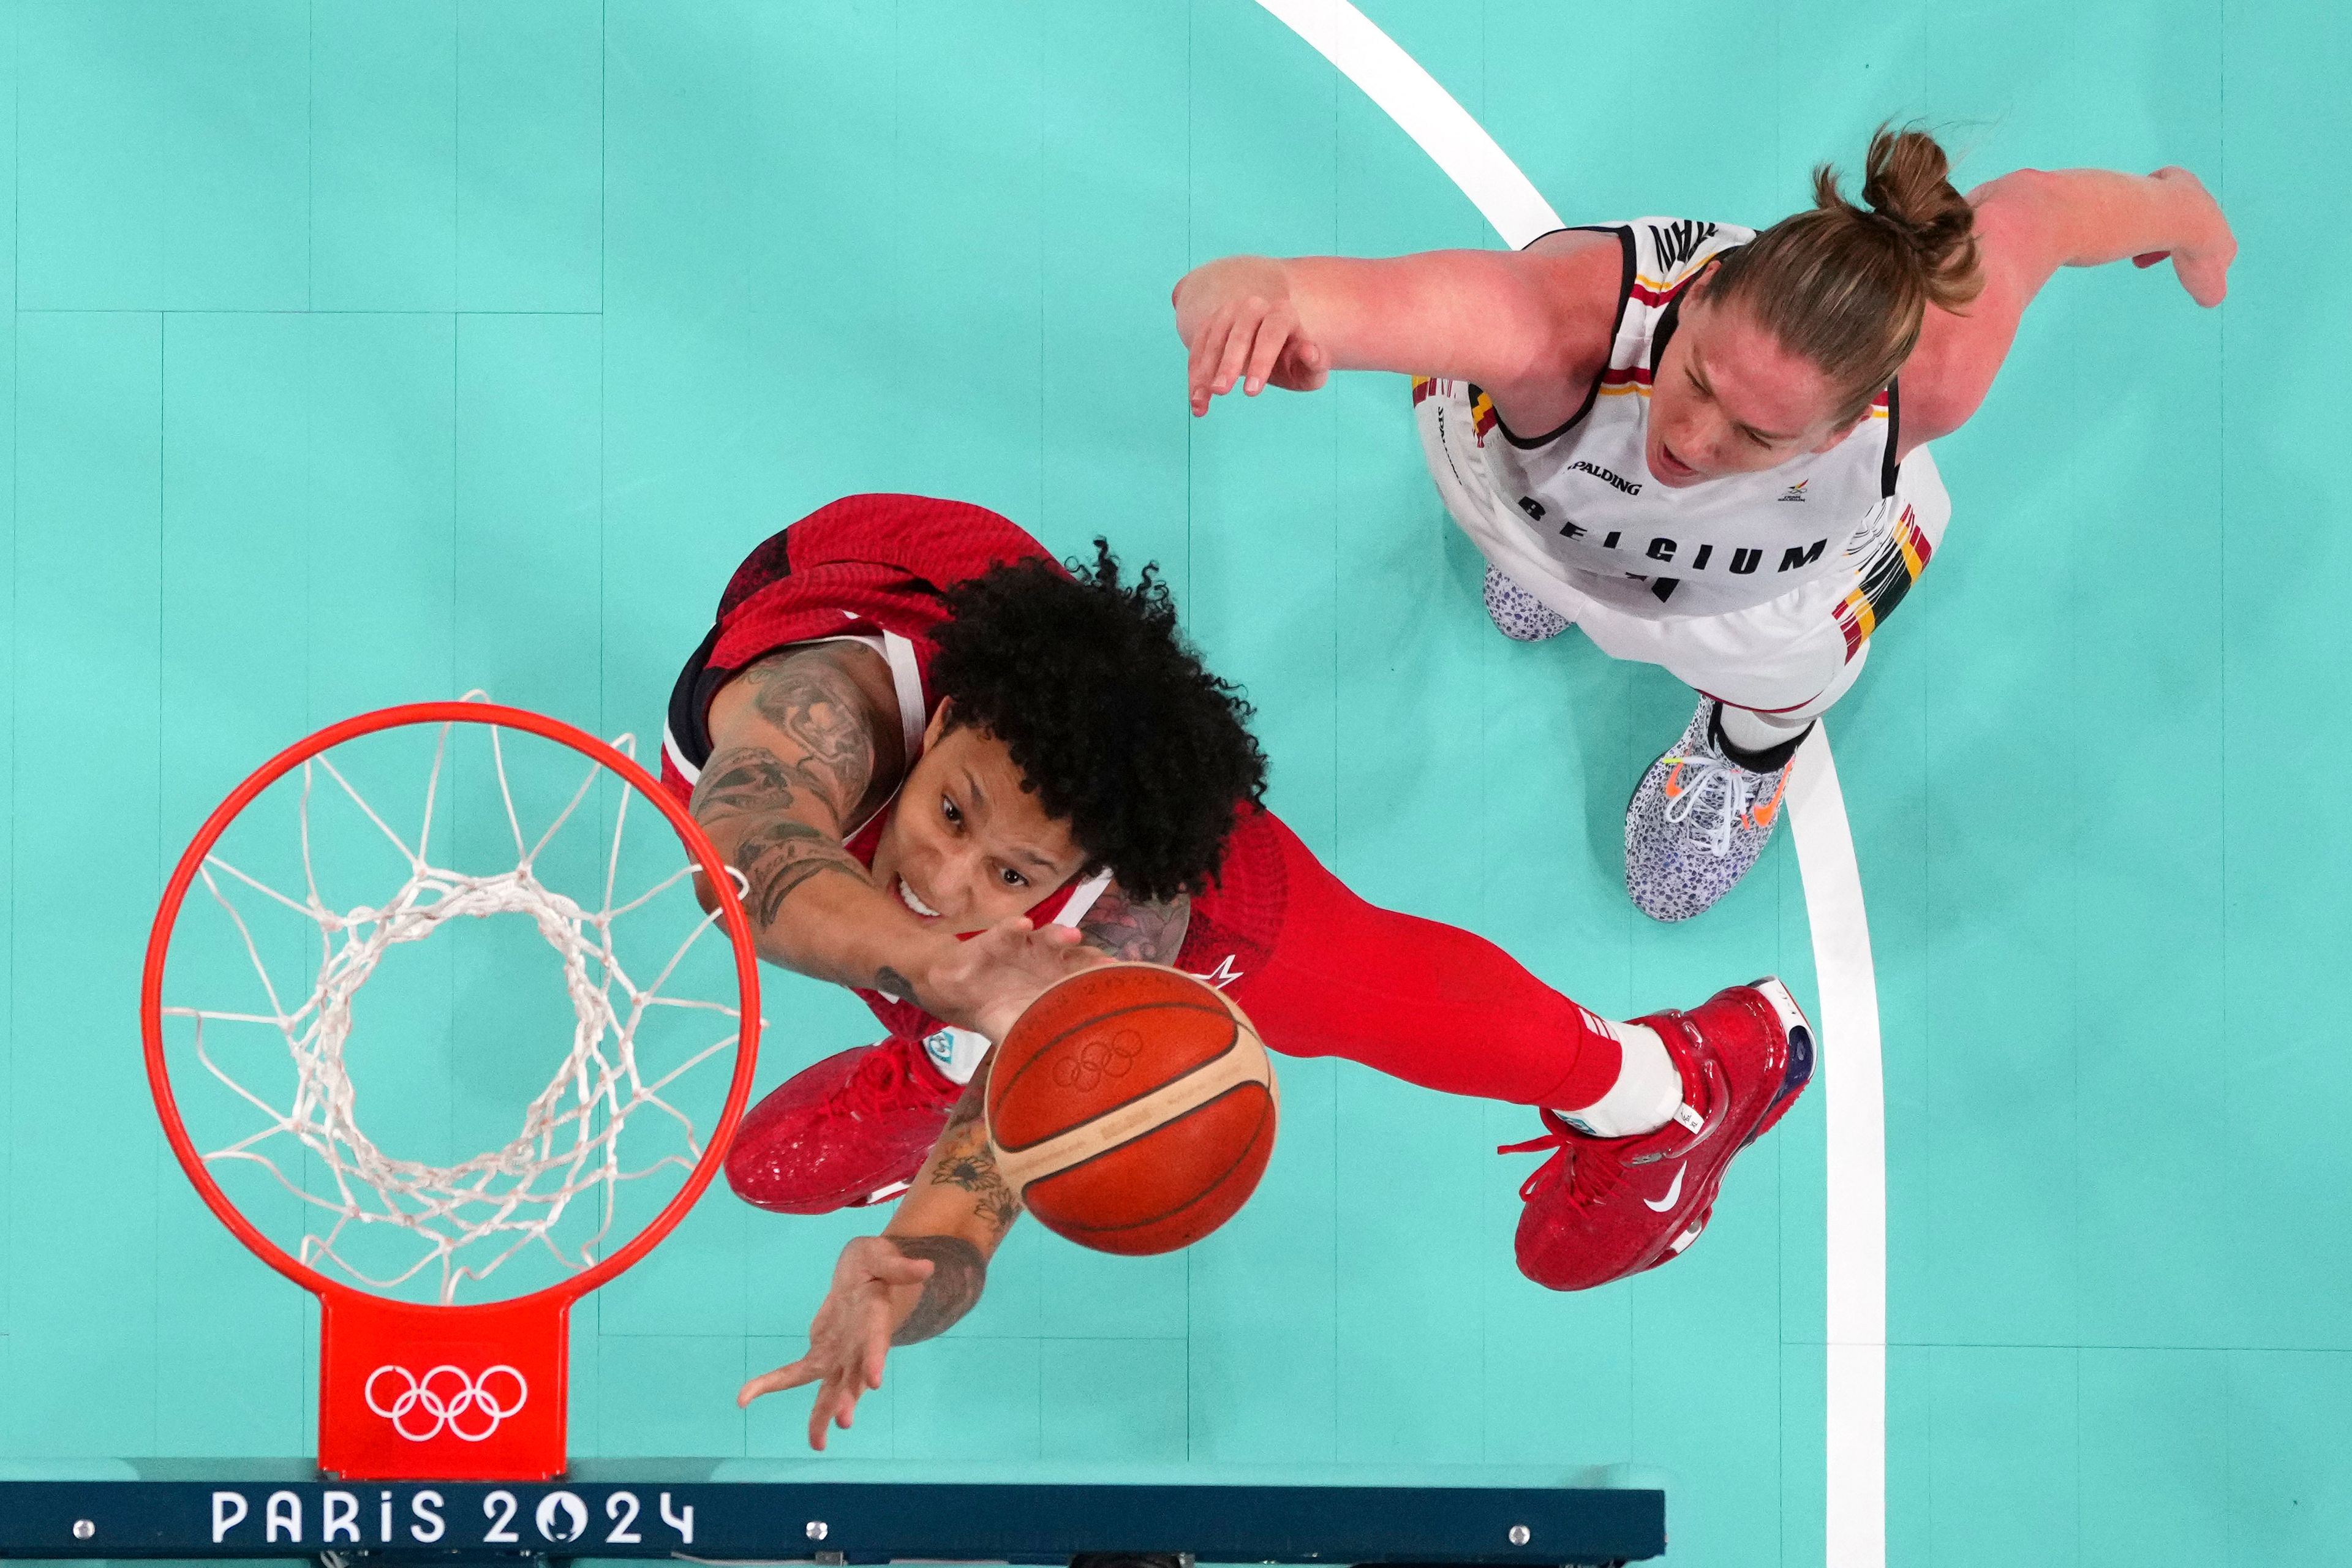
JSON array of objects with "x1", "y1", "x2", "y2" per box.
[
  {"x1": 1482, "y1": 565, "x2": 1570, "y2": 642},
  {"x1": 1624, "y1": 699, "x2": 1798, "y2": 922}
]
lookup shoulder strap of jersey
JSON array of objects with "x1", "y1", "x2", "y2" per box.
[{"x1": 1626, "y1": 217, "x2": 1756, "y2": 303}]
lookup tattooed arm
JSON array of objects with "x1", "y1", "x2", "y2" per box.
[
  {"x1": 690, "y1": 641, "x2": 960, "y2": 999},
  {"x1": 880, "y1": 1074, "x2": 1023, "y2": 1341},
  {"x1": 693, "y1": 641, "x2": 1107, "y2": 1036},
  {"x1": 1075, "y1": 883, "x2": 1192, "y2": 965},
  {"x1": 842, "y1": 886, "x2": 1189, "y2": 1355},
  {"x1": 736, "y1": 1070, "x2": 1024, "y2": 1447}
]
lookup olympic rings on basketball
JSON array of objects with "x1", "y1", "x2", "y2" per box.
[{"x1": 364, "y1": 1363, "x2": 529, "y2": 1442}]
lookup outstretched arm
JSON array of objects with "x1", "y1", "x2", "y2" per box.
[
  {"x1": 1901, "y1": 166, "x2": 2235, "y2": 451},
  {"x1": 881, "y1": 1077, "x2": 1026, "y2": 1330},
  {"x1": 693, "y1": 643, "x2": 1097, "y2": 1039},
  {"x1": 737, "y1": 1073, "x2": 1025, "y2": 1449},
  {"x1": 733, "y1": 883, "x2": 1193, "y2": 1450},
  {"x1": 1170, "y1": 230, "x2": 1623, "y2": 415}
]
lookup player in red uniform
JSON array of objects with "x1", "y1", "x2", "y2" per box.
[{"x1": 664, "y1": 494, "x2": 1811, "y2": 1449}]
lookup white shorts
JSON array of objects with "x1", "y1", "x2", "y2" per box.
[{"x1": 1415, "y1": 379, "x2": 1953, "y2": 720}]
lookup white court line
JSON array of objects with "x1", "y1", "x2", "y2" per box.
[
  {"x1": 1252, "y1": 0, "x2": 1566, "y2": 244},
  {"x1": 1250, "y1": 2, "x2": 1888, "y2": 1561},
  {"x1": 1785, "y1": 730, "x2": 1886, "y2": 1568}
]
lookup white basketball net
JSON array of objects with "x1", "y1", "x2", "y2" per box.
[{"x1": 162, "y1": 715, "x2": 747, "y2": 1304}]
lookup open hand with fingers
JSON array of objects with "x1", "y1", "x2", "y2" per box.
[
  {"x1": 738, "y1": 1236, "x2": 933, "y2": 1450},
  {"x1": 921, "y1": 915, "x2": 1110, "y2": 1043},
  {"x1": 1173, "y1": 256, "x2": 1331, "y2": 414}
]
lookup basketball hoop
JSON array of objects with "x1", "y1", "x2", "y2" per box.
[{"x1": 141, "y1": 701, "x2": 761, "y2": 1482}]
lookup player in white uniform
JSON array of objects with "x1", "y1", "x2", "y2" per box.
[{"x1": 1172, "y1": 128, "x2": 2235, "y2": 918}]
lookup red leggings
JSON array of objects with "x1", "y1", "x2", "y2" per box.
[{"x1": 1188, "y1": 810, "x2": 1621, "y2": 1112}]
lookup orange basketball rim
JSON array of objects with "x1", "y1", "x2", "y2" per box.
[{"x1": 140, "y1": 701, "x2": 762, "y2": 1482}]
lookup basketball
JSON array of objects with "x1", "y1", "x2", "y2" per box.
[{"x1": 985, "y1": 964, "x2": 1278, "y2": 1255}]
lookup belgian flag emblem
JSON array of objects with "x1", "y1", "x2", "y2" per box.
[{"x1": 1833, "y1": 505, "x2": 1934, "y2": 658}]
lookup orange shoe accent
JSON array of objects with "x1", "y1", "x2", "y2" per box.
[
  {"x1": 1662, "y1": 758, "x2": 1688, "y2": 801},
  {"x1": 1745, "y1": 771, "x2": 1791, "y2": 829}
]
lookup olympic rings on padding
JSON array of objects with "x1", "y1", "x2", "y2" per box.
[{"x1": 364, "y1": 1363, "x2": 529, "y2": 1442}]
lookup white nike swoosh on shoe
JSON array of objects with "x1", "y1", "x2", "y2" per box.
[{"x1": 1643, "y1": 1164, "x2": 1687, "y2": 1212}]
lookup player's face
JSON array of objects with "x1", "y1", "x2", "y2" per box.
[
  {"x1": 869, "y1": 706, "x2": 1091, "y2": 934},
  {"x1": 1645, "y1": 282, "x2": 1861, "y2": 488}
]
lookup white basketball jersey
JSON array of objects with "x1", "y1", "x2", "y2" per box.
[{"x1": 1431, "y1": 217, "x2": 1904, "y2": 616}]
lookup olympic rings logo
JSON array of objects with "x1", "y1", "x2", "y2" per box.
[
  {"x1": 1054, "y1": 1028, "x2": 1143, "y2": 1092},
  {"x1": 365, "y1": 1363, "x2": 529, "y2": 1442}
]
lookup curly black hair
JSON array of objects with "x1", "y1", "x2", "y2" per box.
[{"x1": 927, "y1": 542, "x2": 1268, "y2": 904}]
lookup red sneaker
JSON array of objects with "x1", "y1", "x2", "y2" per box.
[
  {"x1": 1506, "y1": 978, "x2": 1814, "y2": 1291},
  {"x1": 722, "y1": 1035, "x2": 963, "y2": 1215}
]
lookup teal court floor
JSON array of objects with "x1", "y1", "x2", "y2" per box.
[{"x1": 2, "y1": 2, "x2": 2348, "y2": 1564}]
